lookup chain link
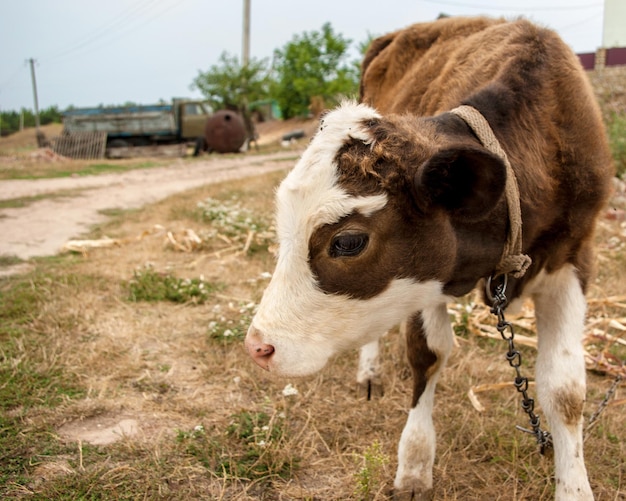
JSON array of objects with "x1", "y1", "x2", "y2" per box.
[
  {"x1": 587, "y1": 373, "x2": 623, "y2": 429},
  {"x1": 486, "y1": 275, "x2": 553, "y2": 454}
]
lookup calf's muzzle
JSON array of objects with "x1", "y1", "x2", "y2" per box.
[{"x1": 245, "y1": 325, "x2": 275, "y2": 370}]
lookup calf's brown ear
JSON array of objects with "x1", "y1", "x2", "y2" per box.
[{"x1": 413, "y1": 146, "x2": 506, "y2": 221}]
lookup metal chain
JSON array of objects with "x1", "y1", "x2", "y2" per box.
[
  {"x1": 587, "y1": 373, "x2": 623, "y2": 429},
  {"x1": 486, "y1": 275, "x2": 553, "y2": 454}
]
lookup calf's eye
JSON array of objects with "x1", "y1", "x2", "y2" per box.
[{"x1": 330, "y1": 233, "x2": 369, "y2": 258}]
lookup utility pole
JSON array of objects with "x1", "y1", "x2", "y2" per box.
[
  {"x1": 241, "y1": 0, "x2": 256, "y2": 149},
  {"x1": 242, "y1": 0, "x2": 250, "y2": 67},
  {"x1": 28, "y1": 58, "x2": 46, "y2": 147}
]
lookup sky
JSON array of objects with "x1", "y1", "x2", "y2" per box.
[{"x1": 0, "y1": 0, "x2": 609, "y2": 113}]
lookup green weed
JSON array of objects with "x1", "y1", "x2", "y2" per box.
[
  {"x1": 126, "y1": 266, "x2": 220, "y2": 304},
  {"x1": 177, "y1": 410, "x2": 297, "y2": 482},
  {"x1": 354, "y1": 440, "x2": 390, "y2": 500}
]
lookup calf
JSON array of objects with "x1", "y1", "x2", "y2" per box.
[{"x1": 244, "y1": 16, "x2": 614, "y2": 500}]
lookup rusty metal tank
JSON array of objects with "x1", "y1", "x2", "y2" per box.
[{"x1": 203, "y1": 110, "x2": 246, "y2": 153}]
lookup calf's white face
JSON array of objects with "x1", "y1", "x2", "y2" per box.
[{"x1": 245, "y1": 102, "x2": 451, "y2": 376}]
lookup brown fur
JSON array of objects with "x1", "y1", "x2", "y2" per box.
[
  {"x1": 309, "y1": 16, "x2": 614, "y2": 408},
  {"x1": 405, "y1": 313, "x2": 439, "y2": 408},
  {"x1": 337, "y1": 16, "x2": 613, "y2": 299}
]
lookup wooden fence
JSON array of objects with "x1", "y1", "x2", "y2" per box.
[{"x1": 51, "y1": 131, "x2": 107, "y2": 159}]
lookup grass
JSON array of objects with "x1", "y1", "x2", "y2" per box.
[
  {"x1": 176, "y1": 409, "x2": 298, "y2": 482},
  {"x1": 0, "y1": 156, "x2": 168, "y2": 181},
  {"x1": 0, "y1": 255, "x2": 23, "y2": 266},
  {"x1": 0, "y1": 189, "x2": 85, "y2": 209},
  {"x1": 607, "y1": 111, "x2": 626, "y2": 178},
  {"x1": 126, "y1": 265, "x2": 221, "y2": 304},
  {"x1": 0, "y1": 169, "x2": 624, "y2": 500}
]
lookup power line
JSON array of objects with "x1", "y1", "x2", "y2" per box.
[
  {"x1": 555, "y1": 11, "x2": 603, "y2": 34},
  {"x1": 42, "y1": 0, "x2": 161, "y2": 62},
  {"x1": 0, "y1": 64, "x2": 26, "y2": 93},
  {"x1": 422, "y1": 0, "x2": 602, "y2": 11},
  {"x1": 42, "y1": 0, "x2": 185, "y2": 65}
]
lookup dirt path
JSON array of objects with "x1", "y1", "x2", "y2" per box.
[{"x1": 0, "y1": 151, "x2": 298, "y2": 262}]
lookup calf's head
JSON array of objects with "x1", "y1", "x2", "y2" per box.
[{"x1": 245, "y1": 102, "x2": 506, "y2": 376}]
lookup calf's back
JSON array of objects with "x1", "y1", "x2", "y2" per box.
[{"x1": 359, "y1": 16, "x2": 613, "y2": 297}]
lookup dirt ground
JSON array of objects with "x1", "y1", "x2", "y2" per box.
[
  {"x1": 0, "y1": 151, "x2": 297, "y2": 261},
  {"x1": 0, "y1": 119, "x2": 317, "y2": 267}
]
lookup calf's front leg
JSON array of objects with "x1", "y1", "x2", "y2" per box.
[
  {"x1": 394, "y1": 303, "x2": 453, "y2": 500},
  {"x1": 532, "y1": 265, "x2": 594, "y2": 501}
]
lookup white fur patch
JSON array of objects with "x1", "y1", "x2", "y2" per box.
[
  {"x1": 530, "y1": 265, "x2": 593, "y2": 500},
  {"x1": 357, "y1": 339, "x2": 382, "y2": 385},
  {"x1": 253, "y1": 276, "x2": 446, "y2": 376}
]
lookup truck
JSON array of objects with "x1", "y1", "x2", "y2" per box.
[{"x1": 56, "y1": 98, "x2": 213, "y2": 158}]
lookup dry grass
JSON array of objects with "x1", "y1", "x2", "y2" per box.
[{"x1": 1, "y1": 168, "x2": 624, "y2": 500}]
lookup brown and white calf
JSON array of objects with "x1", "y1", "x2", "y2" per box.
[{"x1": 244, "y1": 16, "x2": 614, "y2": 500}]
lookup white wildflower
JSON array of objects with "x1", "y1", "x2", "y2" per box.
[{"x1": 282, "y1": 383, "x2": 299, "y2": 397}]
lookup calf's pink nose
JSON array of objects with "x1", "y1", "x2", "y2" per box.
[{"x1": 245, "y1": 326, "x2": 275, "y2": 370}]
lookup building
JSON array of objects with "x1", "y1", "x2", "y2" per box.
[{"x1": 578, "y1": 0, "x2": 626, "y2": 70}]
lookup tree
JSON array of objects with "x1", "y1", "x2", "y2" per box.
[
  {"x1": 191, "y1": 52, "x2": 270, "y2": 111},
  {"x1": 271, "y1": 22, "x2": 359, "y2": 119},
  {"x1": 0, "y1": 105, "x2": 62, "y2": 136}
]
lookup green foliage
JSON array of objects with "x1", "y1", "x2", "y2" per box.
[
  {"x1": 271, "y1": 22, "x2": 359, "y2": 118},
  {"x1": 0, "y1": 105, "x2": 62, "y2": 136},
  {"x1": 354, "y1": 440, "x2": 390, "y2": 500},
  {"x1": 176, "y1": 411, "x2": 296, "y2": 481},
  {"x1": 191, "y1": 51, "x2": 271, "y2": 111},
  {"x1": 126, "y1": 267, "x2": 219, "y2": 304},
  {"x1": 607, "y1": 111, "x2": 626, "y2": 178}
]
